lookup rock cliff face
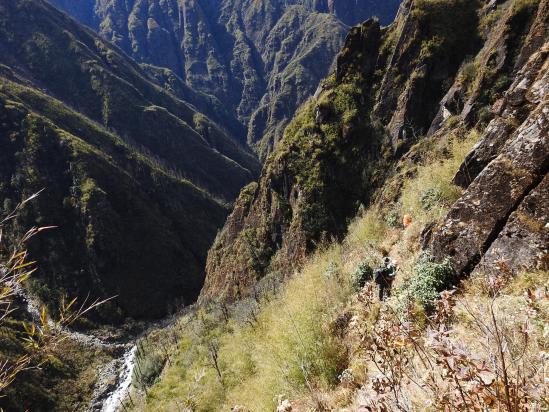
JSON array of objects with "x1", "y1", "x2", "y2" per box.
[
  {"x1": 201, "y1": 0, "x2": 548, "y2": 302},
  {"x1": 48, "y1": 0, "x2": 402, "y2": 158},
  {"x1": 430, "y1": 42, "x2": 549, "y2": 278},
  {"x1": 0, "y1": 0, "x2": 260, "y2": 320}
]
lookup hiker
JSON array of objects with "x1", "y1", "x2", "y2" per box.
[{"x1": 374, "y1": 257, "x2": 397, "y2": 300}]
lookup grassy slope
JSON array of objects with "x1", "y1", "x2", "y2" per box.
[
  {"x1": 129, "y1": 116, "x2": 548, "y2": 411},
  {"x1": 127, "y1": 0, "x2": 547, "y2": 409}
]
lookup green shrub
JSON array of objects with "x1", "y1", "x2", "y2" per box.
[
  {"x1": 445, "y1": 115, "x2": 461, "y2": 129},
  {"x1": 419, "y1": 187, "x2": 444, "y2": 212},
  {"x1": 478, "y1": 105, "x2": 494, "y2": 125},
  {"x1": 323, "y1": 260, "x2": 339, "y2": 279},
  {"x1": 133, "y1": 353, "x2": 166, "y2": 389},
  {"x1": 385, "y1": 203, "x2": 401, "y2": 228},
  {"x1": 489, "y1": 74, "x2": 512, "y2": 101},
  {"x1": 351, "y1": 262, "x2": 374, "y2": 291},
  {"x1": 398, "y1": 253, "x2": 454, "y2": 310},
  {"x1": 459, "y1": 59, "x2": 479, "y2": 85}
]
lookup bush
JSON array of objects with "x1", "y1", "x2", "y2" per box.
[
  {"x1": 478, "y1": 105, "x2": 494, "y2": 125},
  {"x1": 133, "y1": 352, "x2": 166, "y2": 389},
  {"x1": 398, "y1": 253, "x2": 455, "y2": 310},
  {"x1": 445, "y1": 115, "x2": 461, "y2": 129},
  {"x1": 419, "y1": 187, "x2": 444, "y2": 211},
  {"x1": 351, "y1": 262, "x2": 374, "y2": 291},
  {"x1": 385, "y1": 203, "x2": 401, "y2": 228},
  {"x1": 458, "y1": 59, "x2": 479, "y2": 85}
]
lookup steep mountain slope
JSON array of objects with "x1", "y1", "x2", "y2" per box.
[
  {"x1": 48, "y1": 0, "x2": 402, "y2": 158},
  {"x1": 0, "y1": 0, "x2": 260, "y2": 320},
  {"x1": 3, "y1": 0, "x2": 546, "y2": 410},
  {"x1": 104, "y1": 0, "x2": 547, "y2": 410},
  {"x1": 201, "y1": 0, "x2": 547, "y2": 303}
]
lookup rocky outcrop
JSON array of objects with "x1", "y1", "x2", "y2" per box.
[
  {"x1": 475, "y1": 173, "x2": 549, "y2": 276},
  {"x1": 203, "y1": 0, "x2": 485, "y2": 301},
  {"x1": 336, "y1": 19, "x2": 381, "y2": 82},
  {"x1": 374, "y1": 0, "x2": 481, "y2": 149},
  {"x1": 244, "y1": 7, "x2": 349, "y2": 157},
  {"x1": 323, "y1": 0, "x2": 401, "y2": 26},
  {"x1": 453, "y1": 39, "x2": 549, "y2": 187},
  {"x1": 203, "y1": 0, "x2": 548, "y2": 302},
  {"x1": 430, "y1": 0, "x2": 547, "y2": 136},
  {"x1": 430, "y1": 43, "x2": 549, "y2": 278}
]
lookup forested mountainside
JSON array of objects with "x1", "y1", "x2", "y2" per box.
[
  {"x1": 201, "y1": 0, "x2": 548, "y2": 304},
  {"x1": 0, "y1": 0, "x2": 260, "y2": 320},
  {"x1": 48, "y1": 0, "x2": 402, "y2": 158}
]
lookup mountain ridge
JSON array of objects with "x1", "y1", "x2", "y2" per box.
[
  {"x1": 0, "y1": 0, "x2": 260, "y2": 320},
  {"x1": 48, "y1": 0, "x2": 402, "y2": 158}
]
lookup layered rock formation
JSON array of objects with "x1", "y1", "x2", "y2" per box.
[
  {"x1": 430, "y1": 42, "x2": 549, "y2": 278},
  {"x1": 48, "y1": 0, "x2": 402, "y2": 158}
]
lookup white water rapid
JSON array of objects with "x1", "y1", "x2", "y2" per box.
[{"x1": 100, "y1": 345, "x2": 138, "y2": 412}]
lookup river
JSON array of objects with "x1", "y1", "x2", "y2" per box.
[
  {"x1": 15, "y1": 285, "x2": 189, "y2": 411},
  {"x1": 15, "y1": 285, "x2": 138, "y2": 411},
  {"x1": 100, "y1": 345, "x2": 138, "y2": 412}
]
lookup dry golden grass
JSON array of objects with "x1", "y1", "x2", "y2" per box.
[
  {"x1": 334, "y1": 269, "x2": 549, "y2": 411},
  {"x1": 131, "y1": 245, "x2": 353, "y2": 411},
  {"x1": 130, "y1": 123, "x2": 547, "y2": 412}
]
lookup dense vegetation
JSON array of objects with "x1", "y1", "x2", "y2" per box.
[{"x1": 0, "y1": 0, "x2": 260, "y2": 320}]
